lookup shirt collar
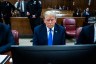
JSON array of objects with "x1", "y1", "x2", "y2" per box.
[
  {"x1": 94, "y1": 23, "x2": 96, "y2": 27},
  {"x1": 46, "y1": 27, "x2": 54, "y2": 32}
]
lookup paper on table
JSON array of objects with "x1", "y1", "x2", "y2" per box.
[{"x1": 0, "y1": 55, "x2": 10, "y2": 64}]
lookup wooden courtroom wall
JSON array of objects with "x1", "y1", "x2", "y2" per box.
[
  {"x1": 6, "y1": 0, "x2": 96, "y2": 11},
  {"x1": 41, "y1": 0, "x2": 73, "y2": 9},
  {"x1": 73, "y1": 0, "x2": 96, "y2": 11},
  {"x1": 10, "y1": 17, "x2": 32, "y2": 37},
  {"x1": 41, "y1": 0, "x2": 96, "y2": 11}
]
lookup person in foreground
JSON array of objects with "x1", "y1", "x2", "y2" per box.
[
  {"x1": 33, "y1": 11, "x2": 66, "y2": 45},
  {"x1": 0, "y1": 23, "x2": 16, "y2": 54},
  {"x1": 76, "y1": 22, "x2": 96, "y2": 44}
]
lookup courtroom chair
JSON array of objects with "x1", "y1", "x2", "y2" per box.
[
  {"x1": 12, "y1": 30, "x2": 19, "y2": 45},
  {"x1": 63, "y1": 18, "x2": 76, "y2": 38}
]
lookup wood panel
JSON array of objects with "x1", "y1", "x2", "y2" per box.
[
  {"x1": 41, "y1": 0, "x2": 73, "y2": 10},
  {"x1": 10, "y1": 17, "x2": 32, "y2": 36},
  {"x1": 1, "y1": 0, "x2": 95, "y2": 12},
  {"x1": 41, "y1": 0, "x2": 96, "y2": 11},
  {"x1": 72, "y1": 0, "x2": 96, "y2": 11}
]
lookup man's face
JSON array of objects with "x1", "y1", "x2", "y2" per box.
[
  {"x1": 44, "y1": 15, "x2": 56, "y2": 28},
  {"x1": 86, "y1": 8, "x2": 89, "y2": 12}
]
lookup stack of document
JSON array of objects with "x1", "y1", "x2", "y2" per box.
[{"x1": 0, "y1": 55, "x2": 10, "y2": 64}]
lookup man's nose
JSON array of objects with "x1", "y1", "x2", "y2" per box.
[{"x1": 49, "y1": 20, "x2": 52, "y2": 23}]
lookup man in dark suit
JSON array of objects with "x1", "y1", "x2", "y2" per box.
[
  {"x1": 82, "y1": 8, "x2": 91, "y2": 17},
  {"x1": 26, "y1": 0, "x2": 42, "y2": 33},
  {"x1": 76, "y1": 23, "x2": 96, "y2": 44},
  {"x1": 82, "y1": 8, "x2": 91, "y2": 26},
  {"x1": 14, "y1": 0, "x2": 27, "y2": 17},
  {"x1": 33, "y1": 11, "x2": 66, "y2": 45},
  {"x1": 73, "y1": 8, "x2": 81, "y2": 17},
  {"x1": 1, "y1": 0, "x2": 15, "y2": 27},
  {"x1": 0, "y1": 23, "x2": 16, "y2": 54}
]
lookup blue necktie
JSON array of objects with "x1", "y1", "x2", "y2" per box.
[{"x1": 48, "y1": 28, "x2": 53, "y2": 46}]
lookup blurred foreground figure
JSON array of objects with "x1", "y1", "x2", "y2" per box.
[
  {"x1": 1, "y1": 0, "x2": 15, "y2": 27},
  {"x1": 0, "y1": 23, "x2": 16, "y2": 54}
]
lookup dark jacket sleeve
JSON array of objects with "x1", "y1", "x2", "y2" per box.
[
  {"x1": 35, "y1": 0, "x2": 42, "y2": 17},
  {"x1": 0, "y1": 25, "x2": 16, "y2": 54},
  {"x1": 26, "y1": 0, "x2": 42, "y2": 18},
  {"x1": 33, "y1": 26, "x2": 39, "y2": 45}
]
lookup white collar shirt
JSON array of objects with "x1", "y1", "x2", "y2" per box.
[
  {"x1": 46, "y1": 27, "x2": 54, "y2": 40},
  {"x1": 94, "y1": 24, "x2": 96, "y2": 42}
]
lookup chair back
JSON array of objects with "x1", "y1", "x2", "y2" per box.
[
  {"x1": 12, "y1": 30, "x2": 19, "y2": 45},
  {"x1": 63, "y1": 18, "x2": 76, "y2": 37}
]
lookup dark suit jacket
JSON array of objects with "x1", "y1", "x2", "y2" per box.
[
  {"x1": 26, "y1": 0, "x2": 42, "y2": 18},
  {"x1": 73, "y1": 12, "x2": 81, "y2": 17},
  {"x1": 1, "y1": 1, "x2": 15, "y2": 18},
  {"x1": 76, "y1": 24, "x2": 95, "y2": 44},
  {"x1": 15, "y1": 1, "x2": 27, "y2": 12},
  {"x1": 0, "y1": 1, "x2": 2, "y2": 18},
  {"x1": 33, "y1": 23, "x2": 66, "y2": 45},
  {"x1": 0, "y1": 1, "x2": 3, "y2": 23},
  {"x1": 82, "y1": 11, "x2": 91, "y2": 17},
  {"x1": 0, "y1": 23, "x2": 16, "y2": 54}
]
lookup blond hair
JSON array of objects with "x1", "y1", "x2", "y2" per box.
[{"x1": 43, "y1": 11, "x2": 57, "y2": 20}]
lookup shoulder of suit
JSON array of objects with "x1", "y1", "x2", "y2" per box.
[
  {"x1": 55, "y1": 24, "x2": 62, "y2": 27},
  {"x1": 82, "y1": 25, "x2": 92, "y2": 30},
  {"x1": 37, "y1": 24, "x2": 46, "y2": 29},
  {"x1": 0, "y1": 23, "x2": 9, "y2": 29},
  {"x1": 55, "y1": 24, "x2": 64, "y2": 29},
  {"x1": 35, "y1": 24, "x2": 42, "y2": 29},
  {"x1": 38, "y1": 1, "x2": 41, "y2": 4}
]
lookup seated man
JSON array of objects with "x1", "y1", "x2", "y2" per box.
[
  {"x1": 82, "y1": 8, "x2": 91, "y2": 26},
  {"x1": 76, "y1": 23, "x2": 96, "y2": 44},
  {"x1": 33, "y1": 11, "x2": 66, "y2": 45},
  {"x1": 0, "y1": 23, "x2": 16, "y2": 54}
]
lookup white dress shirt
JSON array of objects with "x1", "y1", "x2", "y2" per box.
[
  {"x1": 94, "y1": 23, "x2": 96, "y2": 42},
  {"x1": 14, "y1": 1, "x2": 25, "y2": 12},
  {"x1": 46, "y1": 27, "x2": 54, "y2": 40},
  {"x1": 20, "y1": 1, "x2": 25, "y2": 12},
  {"x1": 14, "y1": 2, "x2": 18, "y2": 8}
]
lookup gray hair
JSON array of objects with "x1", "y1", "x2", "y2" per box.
[{"x1": 43, "y1": 11, "x2": 57, "y2": 20}]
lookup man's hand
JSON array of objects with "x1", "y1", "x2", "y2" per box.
[
  {"x1": 32, "y1": 15, "x2": 36, "y2": 18},
  {"x1": 27, "y1": 12, "x2": 30, "y2": 16}
]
